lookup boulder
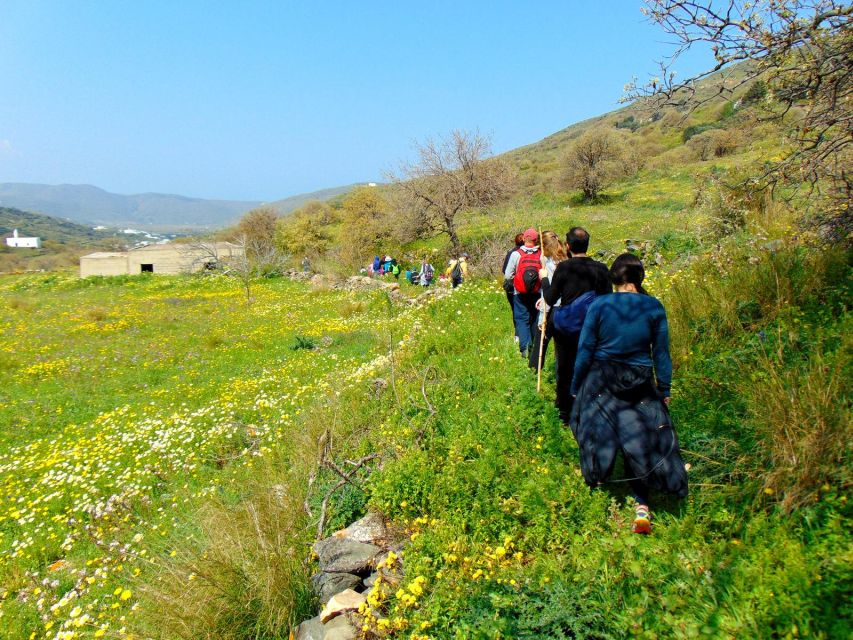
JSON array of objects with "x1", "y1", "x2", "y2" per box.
[
  {"x1": 311, "y1": 572, "x2": 363, "y2": 604},
  {"x1": 313, "y1": 537, "x2": 381, "y2": 574},
  {"x1": 294, "y1": 616, "x2": 324, "y2": 640},
  {"x1": 333, "y1": 512, "x2": 387, "y2": 545},
  {"x1": 322, "y1": 614, "x2": 358, "y2": 640},
  {"x1": 319, "y1": 589, "x2": 365, "y2": 624}
]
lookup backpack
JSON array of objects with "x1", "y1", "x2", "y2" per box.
[
  {"x1": 423, "y1": 263, "x2": 434, "y2": 282},
  {"x1": 451, "y1": 260, "x2": 463, "y2": 281},
  {"x1": 392, "y1": 263, "x2": 400, "y2": 276},
  {"x1": 552, "y1": 291, "x2": 597, "y2": 336},
  {"x1": 513, "y1": 248, "x2": 541, "y2": 294}
]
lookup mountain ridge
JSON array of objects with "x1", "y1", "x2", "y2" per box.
[{"x1": 0, "y1": 182, "x2": 362, "y2": 231}]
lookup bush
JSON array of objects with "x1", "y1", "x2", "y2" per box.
[
  {"x1": 742, "y1": 80, "x2": 768, "y2": 105},
  {"x1": 682, "y1": 123, "x2": 719, "y2": 142}
]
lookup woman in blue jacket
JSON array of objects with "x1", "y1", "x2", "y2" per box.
[{"x1": 570, "y1": 253, "x2": 687, "y2": 534}]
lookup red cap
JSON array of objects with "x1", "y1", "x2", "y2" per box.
[{"x1": 523, "y1": 228, "x2": 538, "y2": 241}]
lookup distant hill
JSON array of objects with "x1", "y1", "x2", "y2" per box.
[
  {"x1": 0, "y1": 183, "x2": 261, "y2": 230},
  {"x1": 266, "y1": 184, "x2": 364, "y2": 215},
  {"x1": 0, "y1": 183, "x2": 361, "y2": 231},
  {"x1": 0, "y1": 206, "x2": 111, "y2": 245},
  {"x1": 0, "y1": 206, "x2": 130, "y2": 272}
]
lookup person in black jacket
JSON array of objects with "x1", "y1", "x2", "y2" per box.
[{"x1": 540, "y1": 227, "x2": 610, "y2": 424}]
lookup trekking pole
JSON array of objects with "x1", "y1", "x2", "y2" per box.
[{"x1": 536, "y1": 227, "x2": 547, "y2": 393}]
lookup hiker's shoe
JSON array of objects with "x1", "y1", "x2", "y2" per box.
[{"x1": 632, "y1": 505, "x2": 652, "y2": 535}]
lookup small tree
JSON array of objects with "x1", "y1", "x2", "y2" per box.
[
  {"x1": 336, "y1": 186, "x2": 392, "y2": 271},
  {"x1": 390, "y1": 130, "x2": 516, "y2": 255},
  {"x1": 229, "y1": 234, "x2": 289, "y2": 305},
  {"x1": 275, "y1": 201, "x2": 335, "y2": 258},
  {"x1": 562, "y1": 129, "x2": 636, "y2": 201},
  {"x1": 236, "y1": 207, "x2": 279, "y2": 258}
]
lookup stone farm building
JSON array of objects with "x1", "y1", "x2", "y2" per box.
[{"x1": 80, "y1": 242, "x2": 243, "y2": 277}]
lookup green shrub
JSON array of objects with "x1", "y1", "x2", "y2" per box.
[{"x1": 682, "y1": 123, "x2": 719, "y2": 142}]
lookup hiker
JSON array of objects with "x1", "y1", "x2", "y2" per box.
[
  {"x1": 504, "y1": 228, "x2": 542, "y2": 359},
  {"x1": 390, "y1": 259, "x2": 401, "y2": 279},
  {"x1": 541, "y1": 227, "x2": 610, "y2": 423},
  {"x1": 528, "y1": 231, "x2": 568, "y2": 370},
  {"x1": 570, "y1": 253, "x2": 688, "y2": 534},
  {"x1": 301, "y1": 256, "x2": 311, "y2": 273},
  {"x1": 446, "y1": 253, "x2": 469, "y2": 288},
  {"x1": 372, "y1": 255, "x2": 381, "y2": 277},
  {"x1": 501, "y1": 233, "x2": 525, "y2": 308},
  {"x1": 419, "y1": 258, "x2": 435, "y2": 287}
]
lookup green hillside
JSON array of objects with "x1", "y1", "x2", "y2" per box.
[{"x1": 0, "y1": 207, "x2": 126, "y2": 273}]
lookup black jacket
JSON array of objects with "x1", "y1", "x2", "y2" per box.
[{"x1": 542, "y1": 256, "x2": 611, "y2": 306}]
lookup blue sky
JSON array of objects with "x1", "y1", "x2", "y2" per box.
[{"x1": 0, "y1": 1, "x2": 713, "y2": 201}]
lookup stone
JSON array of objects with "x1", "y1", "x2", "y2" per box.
[
  {"x1": 333, "y1": 512, "x2": 387, "y2": 545},
  {"x1": 363, "y1": 572, "x2": 378, "y2": 588},
  {"x1": 313, "y1": 537, "x2": 381, "y2": 574},
  {"x1": 294, "y1": 616, "x2": 324, "y2": 640},
  {"x1": 319, "y1": 589, "x2": 365, "y2": 624},
  {"x1": 322, "y1": 614, "x2": 358, "y2": 640},
  {"x1": 311, "y1": 572, "x2": 363, "y2": 604}
]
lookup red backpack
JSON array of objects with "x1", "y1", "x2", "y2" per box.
[{"x1": 513, "y1": 248, "x2": 542, "y2": 294}]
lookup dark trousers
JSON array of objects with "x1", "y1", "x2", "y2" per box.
[
  {"x1": 552, "y1": 331, "x2": 579, "y2": 424},
  {"x1": 528, "y1": 315, "x2": 551, "y2": 370},
  {"x1": 512, "y1": 293, "x2": 539, "y2": 355}
]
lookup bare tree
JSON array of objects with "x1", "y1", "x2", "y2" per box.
[
  {"x1": 390, "y1": 130, "x2": 516, "y2": 255},
  {"x1": 626, "y1": 1, "x2": 852, "y2": 232},
  {"x1": 185, "y1": 235, "x2": 287, "y2": 306},
  {"x1": 563, "y1": 129, "x2": 637, "y2": 201},
  {"x1": 229, "y1": 234, "x2": 290, "y2": 305}
]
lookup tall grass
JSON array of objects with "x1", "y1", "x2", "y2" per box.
[
  {"x1": 745, "y1": 338, "x2": 852, "y2": 511},
  {"x1": 665, "y1": 242, "x2": 848, "y2": 359},
  {"x1": 134, "y1": 462, "x2": 315, "y2": 640}
]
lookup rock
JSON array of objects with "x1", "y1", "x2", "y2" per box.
[
  {"x1": 319, "y1": 589, "x2": 365, "y2": 624},
  {"x1": 333, "y1": 512, "x2": 387, "y2": 545},
  {"x1": 363, "y1": 572, "x2": 378, "y2": 588},
  {"x1": 311, "y1": 572, "x2": 363, "y2": 604},
  {"x1": 322, "y1": 614, "x2": 358, "y2": 640},
  {"x1": 313, "y1": 537, "x2": 381, "y2": 574},
  {"x1": 653, "y1": 252, "x2": 664, "y2": 266},
  {"x1": 294, "y1": 616, "x2": 324, "y2": 640}
]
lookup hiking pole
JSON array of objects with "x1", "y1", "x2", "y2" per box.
[{"x1": 536, "y1": 227, "x2": 547, "y2": 393}]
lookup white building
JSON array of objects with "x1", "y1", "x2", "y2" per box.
[{"x1": 5, "y1": 229, "x2": 42, "y2": 249}]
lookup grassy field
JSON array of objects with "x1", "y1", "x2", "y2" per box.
[{"x1": 0, "y1": 273, "x2": 436, "y2": 639}]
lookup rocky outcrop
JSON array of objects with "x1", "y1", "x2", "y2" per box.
[
  {"x1": 312, "y1": 537, "x2": 381, "y2": 574},
  {"x1": 293, "y1": 512, "x2": 400, "y2": 640},
  {"x1": 311, "y1": 572, "x2": 362, "y2": 605}
]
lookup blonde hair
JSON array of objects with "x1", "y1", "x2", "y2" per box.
[{"x1": 541, "y1": 231, "x2": 568, "y2": 262}]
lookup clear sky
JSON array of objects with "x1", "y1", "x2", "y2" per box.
[{"x1": 0, "y1": 1, "x2": 713, "y2": 201}]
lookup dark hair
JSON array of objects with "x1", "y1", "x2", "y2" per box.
[
  {"x1": 566, "y1": 227, "x2": 590, "y2": 254},
  {"x1": 610, "y1": 253, "x2": 647, "y2": 294},
  {"x1": 514, "y1": 233, "x2": 524, "y2": 247}
]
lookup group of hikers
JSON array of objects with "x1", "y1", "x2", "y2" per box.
[
  {"x1": 503, "y1": 227, "x2": 688, "y2": 535},
  {"x1": 366, "y1": 253, "x2": 470, "y2": 288}
]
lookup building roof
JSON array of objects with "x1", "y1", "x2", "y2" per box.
[{"x1": 81, "y1": 252, "x2": 128, "y2": 259}]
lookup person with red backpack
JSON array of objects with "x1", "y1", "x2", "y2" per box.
[{"x1": 503, "y1": 228, "x2": 542, "y2": 362}]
